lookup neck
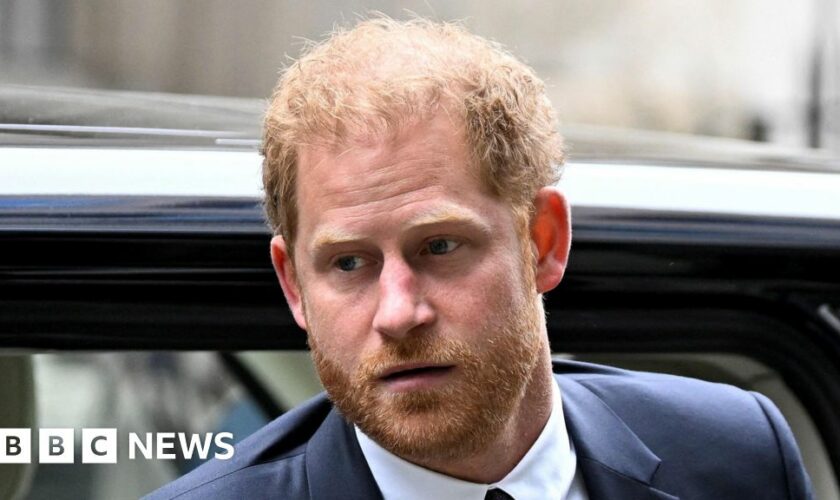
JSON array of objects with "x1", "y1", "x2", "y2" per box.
[{"x1": 412, "y1": 343, "x2": 555, "y2": 483}]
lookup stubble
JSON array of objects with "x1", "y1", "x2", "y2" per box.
[{"x1": 307, "y1": 281, "x2": 543, "y2": 463}]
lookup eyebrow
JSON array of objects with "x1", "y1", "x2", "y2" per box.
[
  {"x1": 407, "y1": 206, "x2": 490, "y2": 232},
  {"x1": 309, "y1": 205, "x2": 492, "y2": 252},
  {"x1": 311, "y1": 226, "x2": 364, "y2": 252}
]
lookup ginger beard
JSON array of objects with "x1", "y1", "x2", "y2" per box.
[{"x1": 305, "y1": 251, "x2": 544, "y2": 462}]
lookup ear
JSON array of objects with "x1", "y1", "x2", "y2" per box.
[
  {"x1": 270, "y1": 235, "x2": 308, "y2": 330},
  {"x1": 530, "y1": 187, "x2": 572, "y2": 293}
]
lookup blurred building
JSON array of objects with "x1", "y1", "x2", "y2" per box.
[{"x1": 0, "y1": 0, "x2": 838, "y2": 151}]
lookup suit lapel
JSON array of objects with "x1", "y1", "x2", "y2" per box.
[
  {"x1": 305, "y1": 408, "x2": 383, "y2": 500},
  {"x1": 558, "y1": 376, "x2": 679, "y2": 500},
  {"x1": 302, "y1": 374, "x2": 680, "y2": 500}
]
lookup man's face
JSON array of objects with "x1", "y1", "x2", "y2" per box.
[{"x1": 285, "y1": 113, "x2": 545, "y2": 461}]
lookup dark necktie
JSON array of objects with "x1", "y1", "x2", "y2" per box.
[{"x1": 485, "y1": 488, "x2": 515, "y2": 500}]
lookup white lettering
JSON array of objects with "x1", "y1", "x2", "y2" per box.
[
  {"x1": 39, "y1": 428, "x2": 74, "y2": 464},
  {"x1": 82, "y1": 428, "x2": 117, "y2": 463},
  {"x1": 1, "y1": 428, "x2": 236, "y2": 463},
  {"x1": 214, "y1": 432, "x2": 234, "y2": 460},
  {"x1": 0, "y1": 429, "x2": 31, "y2": 464},
  {"x1": 156, "y1": 432, "x2": 176, "y2": 459},
  {"x1": 128, "y1": 433, "x2": 153, "y2": 460},
  {"x1": 178, "y1": 432, "x2": 213, "y2": 460}
]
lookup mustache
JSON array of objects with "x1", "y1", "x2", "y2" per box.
[{"x1": 356, "y1": 335, "x2": 471, "y2": 381}]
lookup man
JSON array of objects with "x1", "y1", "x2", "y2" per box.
[{"x1": 146, "y1": 18, "x2": 813, "y2": 500}]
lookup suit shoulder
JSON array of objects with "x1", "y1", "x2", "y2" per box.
[
  {"x1": 143, "y1": 393, "x2": 332, "y2": 500},
  {"x1": 555, "y1": 359, "x2": 814, "y2": 498},
  {"x1": 554, "y1": 359, "x2": 771, "y2": 433},
  {"x1": 146, "y1": 452, "x2": 309, "y2": 500}
]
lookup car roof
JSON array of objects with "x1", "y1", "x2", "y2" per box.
[
  {"x1": 2, "y1": 84, "x2": 840, "y2": 223},
  {"x1": 3, "y1": 84, "x2": 839, "y2": 170},
  {"x1": 0, "y1": 85, "x2": 262, "y2": 149},
  {"x1": 1, "y1": 146, "x2": 839, "y2": 223}
]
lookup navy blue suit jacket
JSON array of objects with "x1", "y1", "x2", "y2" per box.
[{"x1": 145, "y1": 360, "x2": 814, "y2": 499}]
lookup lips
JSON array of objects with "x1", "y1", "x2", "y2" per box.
[
  {"x1": 379, "y1": 363, "x2": 455, "y2": 381},
  {"x1": 376, "y1": 363, "x2": 456, "y2": 392}
]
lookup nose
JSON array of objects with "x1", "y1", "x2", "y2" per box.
[{"x1": 372, "y1": 257, "x2": 435, "y2": 340}]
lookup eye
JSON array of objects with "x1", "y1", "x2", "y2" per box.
[
  {"x1": 424, "y1": 238, "x2": 460, "y2": 256},
  {"x1": 335, "y1": 255, "x2": 365, "y2": 272}
]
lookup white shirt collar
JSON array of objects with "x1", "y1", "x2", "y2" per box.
[{"x1": 355, "y1": 381, "x2": 580, "y2": 500}]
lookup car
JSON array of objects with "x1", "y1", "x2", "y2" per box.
[{"x1": 1, "y1": 85, "x2": 839, "y2": 499}]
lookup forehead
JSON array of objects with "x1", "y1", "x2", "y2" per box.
[{"x1": 294, "y1": 114, "x2": 502, "y2": 249}]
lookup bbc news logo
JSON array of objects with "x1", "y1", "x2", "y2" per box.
[{"x1": 0, "y1": 429, "x2": 234, "y2": 463}]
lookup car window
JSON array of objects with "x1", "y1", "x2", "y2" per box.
[{"x1": 1, "y1": 352, "x2": 270, "y2": 500}]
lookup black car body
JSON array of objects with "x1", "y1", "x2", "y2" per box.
[{"x1": 1, "y1": 86, "x2": 839, "y2": 499}]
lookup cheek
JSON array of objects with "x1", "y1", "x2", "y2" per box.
[
  {"x1": 302, "y1": 282, "x2": 378, "y2": 366},
  {"x1": 433, "y1": 250, "x2": 526, "y2": 330}
]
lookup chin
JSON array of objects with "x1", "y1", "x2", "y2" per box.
[{"x1": 363, "y1": 410, "x2": 497, "y2": 461}]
